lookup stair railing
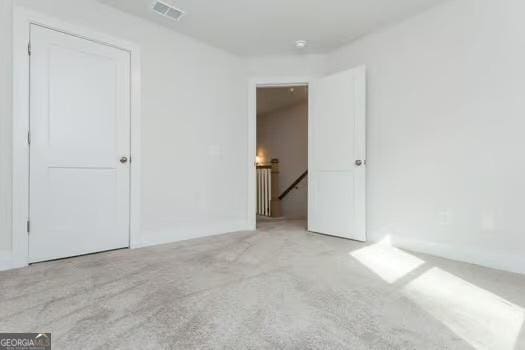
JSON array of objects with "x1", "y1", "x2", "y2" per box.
[
  {"x1": 256, "y1": 159, "x2": 281, "y2": 217},
  {"x1": 278, "y1": 170, "x2": 308, "y2": 201}
]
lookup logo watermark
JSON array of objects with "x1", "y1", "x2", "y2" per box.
[{"x1": 0, "y1": 333, "x2": 51, "y2": 350}]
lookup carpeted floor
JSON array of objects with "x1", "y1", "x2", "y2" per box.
[{"x1": 1, "y1": 219, "x2": 524, "y2": 349}]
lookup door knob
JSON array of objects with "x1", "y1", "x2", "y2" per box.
[
  {"x1": 355, "y1": 160, "x2": 363, "y2": 166},
  {"x1": 120, "y1": 156, "x2": 128, "y2": 164}
]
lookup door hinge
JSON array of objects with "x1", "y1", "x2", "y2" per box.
[
  {"x1": 27, "y1": 220, "x2": 30, "y2": 234},
  {"x1": 27, "y1": 131, "x2": 31, "y2": 145},
  {"x1": 28, "y1": 41, "x2": 31, "y2": 56}
]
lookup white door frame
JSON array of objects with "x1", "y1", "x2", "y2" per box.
[
  {"x1": 12, "y1": 7, "x2": 142, "y2": 268},
  {"x1": 247, "y1": 77, "x2": 313, "y2": 229}
]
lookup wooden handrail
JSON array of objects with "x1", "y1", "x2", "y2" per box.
[{"x1": 279, "y1": 170, "x2": 308, "y2": 200}]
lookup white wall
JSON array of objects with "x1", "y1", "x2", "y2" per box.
[
  {"x1": 3, "y1": 0, "x2": 525, "y2": 275},
  {"x1": 246, "y1": 54, "x2": 326, "y2": 79},
  {"x1": 0, "y1": 0, "x2": 249, "y2": 267},
  {"x1": 257, "y1": 102, "x2": 308, "y2": 219},
  {"x1": 327, "y1": 0, "x2": 525, "y2": 274},
  {"x1": 0, "y1": 0, "x2": 13, "y2": 260}
]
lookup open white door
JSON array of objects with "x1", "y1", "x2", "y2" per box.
[
  {"x1": 308, "y1": 66, "x2": 366, "y2": 241},
  {"x1": 29, "y1": 24, "x2": 131, "y2": 262}
]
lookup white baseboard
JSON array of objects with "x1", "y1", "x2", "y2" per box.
[
  {"x1": 4, "y1": 226, "x2": 522, "y2": 276},
  {"x1": 132, "y1": 220, "x2": 252, "y2": 249},
  {"x1": 387, "y1": 235, "x2": 525, "y2": 275},
  {"x1": 0, "y1": 251, "x2": 28, "y2": 272},
  {"x1": 0, "y1": 220, "x2": 252, "y2": 271}
]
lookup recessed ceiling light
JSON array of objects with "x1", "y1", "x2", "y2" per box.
[{"x1": 295, "y1": 40, "x2": 307, "y2": 49}]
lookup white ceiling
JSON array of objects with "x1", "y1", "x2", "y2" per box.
[
  {"x1": 98, "y1": 0, "x2": 448, "y2": 56},
  {"x1": 257, "y1": 86, "x2": 308, "y2": 115}
]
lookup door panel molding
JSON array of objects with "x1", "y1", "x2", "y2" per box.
[
  {"x1": 308, "y1": 66, "x2": 367, "y2": 241},
  {"x1": 29, "y1": 24, "x2": 130, "y2": 262},
  {"x1": 12, "y1": 7, "x2": 141, "y2": 268}
]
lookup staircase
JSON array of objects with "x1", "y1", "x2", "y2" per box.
[{"x1": 256, "y1": 158, "x2": 307, "y2": 217}]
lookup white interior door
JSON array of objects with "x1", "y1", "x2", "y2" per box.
[
  {"x1": 29, "y1": 24, "x2": 131, "y2": 262},
  {"x1": 308, "y1": 66, "x2": 366, "y2": 241}
]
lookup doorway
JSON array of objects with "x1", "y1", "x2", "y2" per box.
[
  {"x1": 249, "y1": 66, "x2": 367, "y2": 241},
  {"x1": 255, "y1": 85, "x2": 309, "y2": 226},
  {"x1": 13, "y1": 9, "x2": 140, "y2": 269}
]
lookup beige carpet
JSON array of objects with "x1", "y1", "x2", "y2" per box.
[{"x1": 1, "y1": 219, "x2": 524, "y2": 349}]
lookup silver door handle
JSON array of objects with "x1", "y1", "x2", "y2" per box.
[{"x1": 120, "y1": 157, "x2": 128, "y2": 164}]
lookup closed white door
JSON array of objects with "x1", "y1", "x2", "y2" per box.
[
  {"x1": 29, "y1": 25, "x2": 131, "y2": 262},
  {"x1": 308, "y1": 66, "x2": 367, "y2": 241}
]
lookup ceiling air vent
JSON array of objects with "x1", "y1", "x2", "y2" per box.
[{"x1": 152, "y1": 1, "x2": 185, "y2": 21}]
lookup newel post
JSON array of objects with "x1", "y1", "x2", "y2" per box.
[{"x1": 270, "y1": 158, "x2": 281, "y2": 217}]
